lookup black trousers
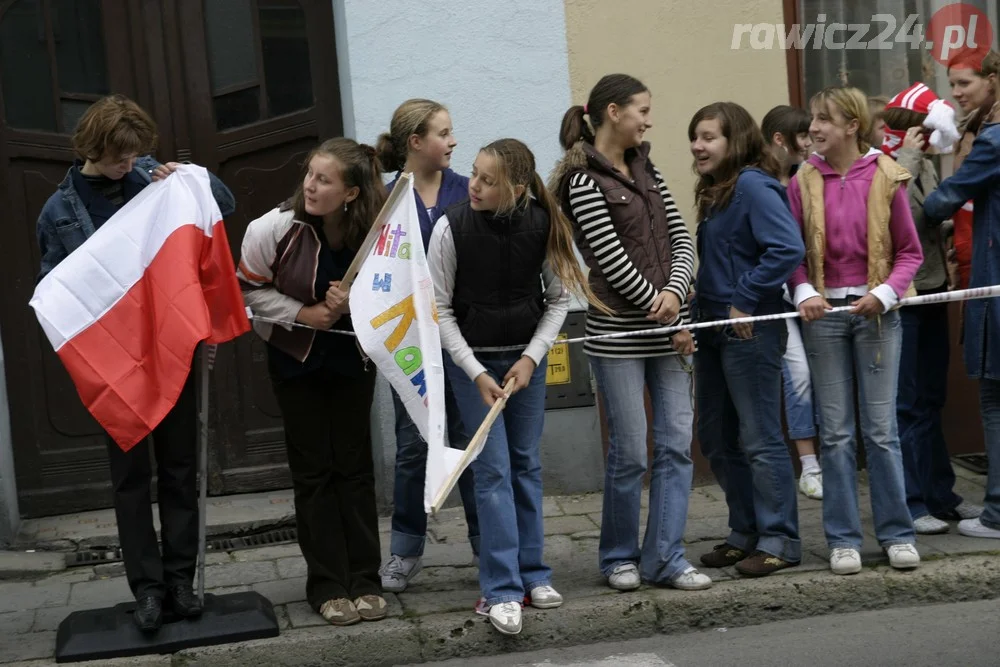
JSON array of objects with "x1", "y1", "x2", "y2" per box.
[
  {"x1": 271, "y1": 367, "x2": 381, "y2": 610},
  {"x1": 106, "y1": 371, "x2": 199, "y2": 600}
]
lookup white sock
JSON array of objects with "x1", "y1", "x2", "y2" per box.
[{"x1": 800, "y1": 455, "x2": 820, "y2": 475}]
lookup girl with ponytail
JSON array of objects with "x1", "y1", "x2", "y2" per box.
[
  {"x1": 428, "y1": 138, "x2": 596, "y2": 636},
  {"x1": 549, "y1": 74, "x2": 708, "y2": 594}
]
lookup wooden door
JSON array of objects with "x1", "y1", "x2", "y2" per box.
[
  {"x1": 172, "y1": 0, "x2": 343, "y2": 494},
  {"x1": 0, "y1": 0, "x2": 342, "y2": 516}
]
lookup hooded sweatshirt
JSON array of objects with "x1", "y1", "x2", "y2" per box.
[{"x1": 787, "y1": 148, "x2": 923, "y2": 310}]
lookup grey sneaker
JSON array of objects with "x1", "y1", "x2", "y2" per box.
[
  {"x1": 379, "y1": 554, "x2": 422, "y2": 593},
  {"x1": 913, "y1": 514, "x2": 949, "y2": 534}
]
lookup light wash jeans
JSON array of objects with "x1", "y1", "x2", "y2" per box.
[
  {"x1": 782, "y1": 318, "x2": 817, "y2": 441},
  {"x1": 801, "y1": 303, "x2": 915, "y2": 550},
  {"x1": 589, "y1": 354, "x2": 696, "y2": 583},
  {"x1": 444, "y1": 353, "x2": 550, "y2": 606},
  {"x1": 695, "y1": 319, "x2": 802, "y2": 562}
]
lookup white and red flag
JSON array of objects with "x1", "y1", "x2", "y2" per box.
[{"x1": 29, "y1": 165, "x2": 249, "y2": 451}]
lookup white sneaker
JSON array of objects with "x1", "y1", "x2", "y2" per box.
[
  {"x1": 830, "y1": 548, "x2": 862, "y2": 575},
  {"x1": 607, "y1": 563, "x2": 641, "y2": 591},
  {"x1": 886, "y1": 544, "x2": 920, "y2": 569},
  {"x1": 913, "y1": 515, "x2": 950, "y2": 535},
  {"x1": 958, "y1": 517, "x2": 1000, "y2": 539},
  {"x1": 379, "y1": 554, "x2": 422, "y2": 593},
  {"x1": 527, "y1": 585, "x2": 563, "y2": 609},
  {"x1": 669, "y1": 567, "x2": 712, "y2": 591},
  {"x1": 488, "y1": 601, "x2": 522, "y2": 635},
  {"x1": 952, "y1": 501, "x2": 985, "y2": 520},
  {"x1": 798, "y1": 471, "x2": 823, "y2": 500}
]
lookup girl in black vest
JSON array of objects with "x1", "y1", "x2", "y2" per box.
[
  {"x1": 428, "y1": 138, "x2": 600, "y2": 636},
  {"x1": 550, "y1": 74, "x2": 708, "y2": 593}
]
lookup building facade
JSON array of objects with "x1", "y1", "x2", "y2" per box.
[{"x1": 0, "y1": 0, "x2": 989, "y2": 542}]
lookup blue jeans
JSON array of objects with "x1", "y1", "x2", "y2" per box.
[
  {"x1": 589, "y1": 354, "x2": 695, "y2": 583},
  {"x1": 695, "y1": 319, "x2": 802, "y2": 562},
  {"x1": 782, "y1": 318, "x2": 817, "y2": 441},
  {"x1": 444, "y1": 353, "x2": 550, "y2": 606},
  {"x1": 896, "y1": 295, "x2": 962, "y2": 520},
  {"x1": 389, "y1": 368, "x2": 480, "y2": 557},
  {"x1": 978, "y1": 379, "x2": 1000, "y2": 530},
  {"x1": 801, "y1": 305, "x2": 915, "y2": 549}
]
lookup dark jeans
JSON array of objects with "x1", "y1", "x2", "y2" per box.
[
  {"x1": 272, "y1": 368, "x2": 381, "y2": 610},
  {"x1": 896, "y1": 290, "x2": 963, "y2": 520},
  {"x1": 978, "y1": 379, "x2": 1000, "y2": 530},
  {"x1": 695, "y1": 319, "x2": 801, "y2": 562},
  {"x1": 389, "y1": 371, "x2": 479, "y2": 557},
  {"x1": 107, "y1": 371, "x2": 198, "y2": 600}
]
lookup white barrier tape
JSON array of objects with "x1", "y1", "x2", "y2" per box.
[{"x1": 244, "y1": 285, "x2": 1000, "y2": 350}]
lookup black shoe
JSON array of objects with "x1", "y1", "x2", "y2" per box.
[
  {"x1": 168, "y1": 583, "x2": 203, "y2": 618},
  {"x1": 133, "y1": 595, "x2": 163, "y2": 633}
]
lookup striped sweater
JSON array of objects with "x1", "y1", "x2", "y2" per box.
[{"x1": 567, "y1": 170, "x2": 695, "y2": 357}]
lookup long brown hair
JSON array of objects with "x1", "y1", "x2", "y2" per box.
[
  {"x1": 689, "y1": 102, "x2": 778, "y2": 221},
  {"x1": 479, "y1": 138, "x2": 610, "y2": 314},
  {"x1": 288, "y1": 138, "x2": 386, "y2": 250},
  {"x1": 558, "y1": 74, "x2": 648, "y2": 150},
  {"x1": 376, "y1": 98, "x2": 447, "y2": 172}
]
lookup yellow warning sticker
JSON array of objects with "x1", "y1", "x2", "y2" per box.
[{"x1": 546, "y1": 334, "x2": 571, "y2": 385}]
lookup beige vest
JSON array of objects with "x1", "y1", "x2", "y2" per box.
[{"x1": 797, "y1": 154, "x2": 916, "y2": 298}]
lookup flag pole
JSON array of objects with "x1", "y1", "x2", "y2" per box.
[
  {"x1": 196, "y1": 343, "x2": 212, "y2": 604},
  {"x1": 340, "y1": 173, "x2": 413, "y2": 292},
  {"x1": 430, "y1": 378, "x2": 515, "y2": 513}
]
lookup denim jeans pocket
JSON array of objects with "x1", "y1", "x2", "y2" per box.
[{"x1": 723, "y1": 325, "x2": 759, "y2": 343}]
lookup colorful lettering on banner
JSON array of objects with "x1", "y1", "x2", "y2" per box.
[{"x1": 372, "y1": 223, "x2": 411, "y2": 259}]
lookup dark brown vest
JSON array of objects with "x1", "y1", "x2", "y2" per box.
[{"x1": 561, "y1": 142, "x2": 672, "y2": 313}]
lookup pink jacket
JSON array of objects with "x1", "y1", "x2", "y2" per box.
[{"x1": 787, "y1": 150, "x2": 923, "y2": 299}]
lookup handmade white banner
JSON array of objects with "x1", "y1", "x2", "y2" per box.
[{"x1": 349, "y1": 175, "x2": 466, "y2": 513}]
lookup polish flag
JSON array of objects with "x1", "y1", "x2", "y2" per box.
[{"x1": 29, "y1": 165, "x2": 250, "y2": 451}]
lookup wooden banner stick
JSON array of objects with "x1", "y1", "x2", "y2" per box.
[
  {"x1": 340, "y1": 172, "x2": 413, "y2": 292},
  {"x1": 431, "y1": 378, "x2": 516, "y2": 513}
]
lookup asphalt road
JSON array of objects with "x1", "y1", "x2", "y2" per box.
[{"x1": 408, "y1": 598, "x2": 1000, "y2": 667}]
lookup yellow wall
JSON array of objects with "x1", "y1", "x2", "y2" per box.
[{"x1": 563, "y1": 0, "x2": 789, "y2": 224}]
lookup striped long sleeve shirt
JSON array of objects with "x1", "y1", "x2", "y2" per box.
[{"x1": 567, "y1": 169, "x2": 695, "y2": 357}]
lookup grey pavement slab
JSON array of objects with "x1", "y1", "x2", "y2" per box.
[
  {"x1": 276, "y1": 556, "x2": 306, "y2": 579},
  {"x1": 68, "y1": 577, "x2": 131, "y2": 607},
  {"x1": 544, "y1": 514, "x2": 598, "y2": 535},
  {"x1": 252, "y1": 576, "x2": 307, "y2": 605},
  {"x1": 0, "y1": 610, "x2": 34, "y2": 634},
  {"x1": 0, "y1": 582, "x2": 69, "y2": 613},
  {"x1": 203, "y1": 560, "x2": 277, "y2": 588},
  {"x1": 0, "y1": 631, "x2": 56, "y2": 663}
]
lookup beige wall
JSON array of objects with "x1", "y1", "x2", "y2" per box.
[{"x1": 563, "y1": 0, "x2": 789, "y2": 224}]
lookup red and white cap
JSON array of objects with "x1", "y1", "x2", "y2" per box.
[{"x1": 880, "y1": 83, "x2": 960, "y2": 158}]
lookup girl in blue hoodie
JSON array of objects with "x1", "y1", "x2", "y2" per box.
[
  {"x1": 375, "y1": 99, "x2": 479, "y2": 593},
  {"x1": 689, "y1": 101, "x2": 805, "y2": 577}
]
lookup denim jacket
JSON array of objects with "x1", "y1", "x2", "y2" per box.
[
  {"x1": 924, "y1": 122, "x2": 1000, "y2": 380},
  {"x1": 36, "y1": 156, "x2": 236, "y2": 282}
]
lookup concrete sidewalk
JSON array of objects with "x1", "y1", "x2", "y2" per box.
[{"x1": 1, "y1": 466, "x2": 999, "y2": 666}]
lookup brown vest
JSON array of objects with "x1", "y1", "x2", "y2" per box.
[
  {"x1": 797, "y1": 154, "x2": 916, "y2": 298},
  {"x1": 563, "y1": 142, "x2": 672, "y2": 313}
]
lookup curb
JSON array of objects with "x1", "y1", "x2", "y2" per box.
[
  {"x1": 170, "y1": 553, "x2": 1000, "y2": 666},
  {"x1": 0, "y1": 551, "x2": 66, "y2": 580}
]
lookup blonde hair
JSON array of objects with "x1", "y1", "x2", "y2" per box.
[
  {"x1": 376, "y1": 99, "x2": 447, "y2": 172},
  {"x1": 479, "y1": 138, "x2": 611, "y2": 315},
  {"x1": 811, "y1": 86, "x2": 872, "y2": 152},
  {"x1": 947, "y1": 50, "x2": 1000, "y2": 77},
  {"x1": 73, "y1": 94, "x2": 158, "y2": 162}
]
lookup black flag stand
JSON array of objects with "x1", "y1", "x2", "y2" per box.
[{"x1": 54, "y1": 344, "x2": 280, "y2": 663}]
